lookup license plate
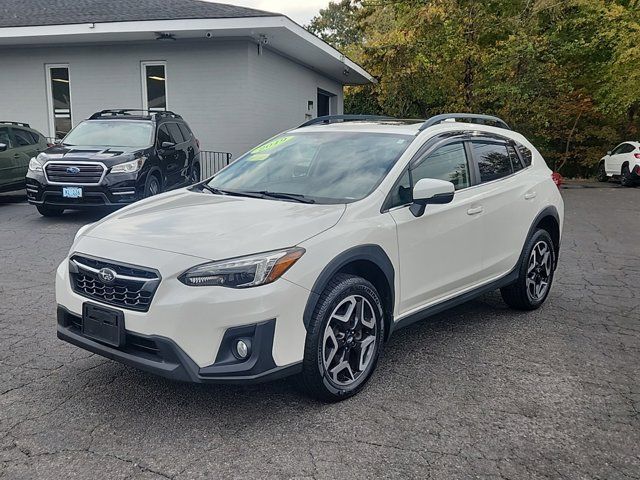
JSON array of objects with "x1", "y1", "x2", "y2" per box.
[
  {"x1": 82, "y1": 303, "x2": 124, "y2": 347},
  {"x1": 63, "y1": 186, "x2": 83, "y2": 198}
]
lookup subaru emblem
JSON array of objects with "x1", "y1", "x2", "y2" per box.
[
  {"x1": 66, "y1": 166, "x2": 81, "y2": 174},
  {"x1": 97, "y1": 268, "x2": 117, "y2": 284}
]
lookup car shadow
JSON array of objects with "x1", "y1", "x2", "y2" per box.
[
  {"x1": 59, "y1": 292, "x2": 512, "y2": 420},
  {"x1": 0, "y1": 192, "x2": 28, "y2": 204}
]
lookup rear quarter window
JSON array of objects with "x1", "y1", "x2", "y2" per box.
[{"x1": 516, "y1": 143, "x2": 533, "y2": 167}]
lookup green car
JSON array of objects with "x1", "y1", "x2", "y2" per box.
[{"x1": 0, "y1": 121, "x2": 49, "y2": 193}]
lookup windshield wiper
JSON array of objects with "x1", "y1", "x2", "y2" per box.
[
  {"x1": 249, "y1": 191, "x2": 316, "y2": 204},
  {"x1": 197, "y1": 184, "x2": 264, "y2": 199}
]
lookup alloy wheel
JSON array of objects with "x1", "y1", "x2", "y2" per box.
[
  {"x1": 322, "y1": 294, "x2": 377, "y2": 386},
  {"x1": 526, "y1": 240, "x2": 552, "y2": 301}
]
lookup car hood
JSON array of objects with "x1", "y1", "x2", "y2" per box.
[
  {"x1": 41, "y1": 145, "x2": 145, "y2": 167},
  {"x1": 82, "y1": 189, "x2": 346, "y2": 261}
]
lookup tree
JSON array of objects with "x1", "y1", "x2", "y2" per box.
[{"x1": 309, "y1": 0, "x2": 640, "y2": 177}]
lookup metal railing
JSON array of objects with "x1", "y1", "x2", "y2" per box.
[{"x1": 199, "y1": 151, "x2": 232, "y2": 178}]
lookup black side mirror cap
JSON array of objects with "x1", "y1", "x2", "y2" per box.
[
  {"x1": 409, "y1": 192, "x2": 455, "y2": 217},
  {"x1": 0, "y1": 143, "x2": 7, "y2": 152}
]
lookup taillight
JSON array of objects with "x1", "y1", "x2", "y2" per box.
[
  {"x1": 634, "y1": 153, "x2": 640, "y2": 159},
  {"x1": 551, "y1": 172, "x2": 563, "y2": 188},
  {"x1": 46, "y1": 143, "x2": 54, "y2": 148}
]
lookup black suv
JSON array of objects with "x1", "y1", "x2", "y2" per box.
[{"x1": 26, "y1": 109, "x2": 201, "y2": 216}]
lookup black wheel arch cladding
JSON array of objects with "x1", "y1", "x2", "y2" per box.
[{"x1": 302, "y1": 245, "x2": 395, "y2": 338}]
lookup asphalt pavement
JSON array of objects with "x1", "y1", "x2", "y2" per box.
[{"x1": 0, "y1": 181, "x2": 638, "y2": 479}]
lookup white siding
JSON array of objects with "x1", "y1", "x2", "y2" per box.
[{"x1": 0, "y1": 39, "x2": 344, "y2": 159}]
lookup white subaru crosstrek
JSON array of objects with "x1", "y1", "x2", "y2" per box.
[
  {"x1": 56, "y1": 114, "x2": 564, "y2": 402},
  {"x1": 596, "y1": 141, "x2": 640, "y2": 187}
]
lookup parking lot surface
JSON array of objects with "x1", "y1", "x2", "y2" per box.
[{"x1": 1, "y1": 183, "x2": 639, "y2": 479}]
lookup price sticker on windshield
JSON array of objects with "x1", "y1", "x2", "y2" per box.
[
  {"x1": 251, "y1": 136, "x2": 294, "y2": 154},
  {"x1": 247, "y1": 153, "x2": 270, "y2": 162}
]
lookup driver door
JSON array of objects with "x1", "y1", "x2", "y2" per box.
[{"x1": 389, "y1": 141, "x2": 485, "y2": 316}]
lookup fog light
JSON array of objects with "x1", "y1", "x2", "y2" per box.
[{"x1": 235, "y1": 339, "x2": 250, "y2": 359}]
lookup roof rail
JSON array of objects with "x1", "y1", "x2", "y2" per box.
[
  {"x1": 420, "y1": 113, "x2": 510, "y2": 131},
  {"x1": 89, "y1": 109, "x2": 183, "y2": 120},
  {"x1": 299, "y1": 114, "x2": 396, "y2": 128},
  {"x1": 0, "y1": 121, "x2": 30, "y2": 127}
]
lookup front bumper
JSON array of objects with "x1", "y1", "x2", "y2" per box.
[
  {"x1": 55, "y1": 240, "x2": 311, "y2": 382},
  {"x1": 26, "y1": 170, "x2": 144, "y2": 208},
  {"x1": 57, "y1": 307, "x2": 301, "y2": 383}
]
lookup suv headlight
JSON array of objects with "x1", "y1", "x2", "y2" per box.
[
  {"x1": 111, "y1": 158, "x2": 145, "y2": 174},
  {"x1": 28, "y1": 157, "x2": 43, "y2": 172},
  {"x1": 179, "y1": 247, "x2": 305, "y2": 288}
]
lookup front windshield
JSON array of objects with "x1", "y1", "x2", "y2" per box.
[
  {"x1": 63, "y1": 121, "x2": 153, "y2": 148},
  {"x1": 207, "y1": 132, "x2": 412, "y2": 204}
]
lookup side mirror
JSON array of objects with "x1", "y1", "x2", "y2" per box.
[
  {"x1": 409, "y1": 178, "x2": 455, "y2": 217},
  {"x1": 607, "y1": 151, "x2": 612, "y2": 155},
  {"x1": 0, "y1": 143, "x2": 7, "y2": 152},
  {"x1": 161, "y1": 141, "x2": 176, "y2": 149}
]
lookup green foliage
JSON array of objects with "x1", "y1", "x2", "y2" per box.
[{"x1": 310, "y1": 0, "x2": 640, "y2": 177}]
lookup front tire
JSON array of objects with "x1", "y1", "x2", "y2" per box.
[
  {"x1": 36, "y1": 205, "x2": 64, "y2": 217},
  {"x1": 620, "y1": 165, "x2": 634, "y2": 187},
  {"x1": 144, "y1": 173, "x2": 161, "y2": 198},
  {"x1": 501, "y1": 229, "x2": 556, "y2": 311},
  {"x1": 300, "y1": 274, "x2": 385, "y2": 402},
  {"x1": 596, "y1": 162, "x2": 608, "y2": 182}
]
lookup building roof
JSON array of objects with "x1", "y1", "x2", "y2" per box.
[
  {"x1": 0, "y1": 0, "x2": 275, "y2": 28},
  {"x1": 0, "y1": 0, "x2": 375, "y2": 85}
]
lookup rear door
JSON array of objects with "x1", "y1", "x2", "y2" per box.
[
  {"x1": 11, "y1": 127, "x2": 45, "y2": 182},
  {"x1": 468, "y1": 137, "x2": 539, "y2": 281},
  {"x1": 0, "y1": 126, "x2": 15, "y2": 187}
]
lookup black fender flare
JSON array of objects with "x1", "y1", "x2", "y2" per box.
[
  {"x1": 520, "y1": 205, "x2": 561, "y2": 270},
  {"x1": 302, "y1": 244, "x2": 395, "y2": 331}
]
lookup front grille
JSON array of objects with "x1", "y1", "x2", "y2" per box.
[
  {"x1": 69, "y1": 255, "x2": 160, "y2": 312},
  {"x1": 45, "y1": 163, "x2": 104, "y2": 184}
]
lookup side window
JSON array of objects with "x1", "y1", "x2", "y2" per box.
[
  {"x1": 612, "y1": 144, "x2": 626, "y2": 155},
  {"x1": 622, "y1": 144, "x2": 635, "y2": 154},
  {"x1": 157, "y1": 125, "x2": 174, "y2": 146},
  {"x1": 0, "y1": 127, "x2": 13, "y2": 149},
  {"x1": 472, "y1": 141, "x2": 513, "y2": 182},
  {"x1": 177, "y1": 123, "x2": 191, "y2": 141},
  {"x1": 13, "y1": 128, "x2": 37, "y2": 147},
  {"x1": 516, "y1": 143, "x2": 533, "y2": 166},
  {"x1": 386, "y1": 169, "x2": 412, "y2": 209},
  {"x1": 507, "y1": 144, "x2": 524, "y2": 172},
  {"x1": 167, "y1": 123, "x2": 184, "y2": 144},
  {"x1": 412, "y1": 142, "x2": 470, "y2": 190}
]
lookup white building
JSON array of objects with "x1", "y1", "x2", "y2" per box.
[{"x1": 0, "y1": 0, "x2": 374, "y2": 158}]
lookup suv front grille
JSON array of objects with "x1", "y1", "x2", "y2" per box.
[
  {"x1": 69, "y1": 255, "x2": 160, "y2": 312},
  {"x1": 45, "y1": 163, "x2": 104, "y2": 184}
]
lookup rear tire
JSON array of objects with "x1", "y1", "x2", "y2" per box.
[
  {"x1": 36, "y1": 205, "x2": 64, "y2": 217},
  {"x1": 620, "y1": 165, "x2": 634, "y2": 187},
  {"x1": 596, "y1": 162, "x2": 608, "y2": 182},
  {"x1": 300, "y1": 273, "x2": 385, "y2": 402},
  {"x1": 501, "y1": 229, "x2": 556, "y2": 311}
]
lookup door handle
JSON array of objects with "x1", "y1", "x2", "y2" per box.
[
  {"x1": 13, "y1": 154, "x2": 21, "y2": 158},
  {"x1": 467, "y1": 206, "x2": 484, "y2": 216},
  {"x1": 524, "y1": 192, "x2": 537, "y2": 200}
]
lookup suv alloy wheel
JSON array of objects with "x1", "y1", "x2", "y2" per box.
[{"x1": 301, "y1": 274, "x2": 385, "y2": 402}]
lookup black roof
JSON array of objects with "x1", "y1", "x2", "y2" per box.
[{"x1": 0, "y1": 0, "x2": 277, "y2": 28}]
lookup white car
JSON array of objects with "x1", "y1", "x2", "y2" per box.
[
  {"x1": 596, "y1": 141, "x2": 640, "y2": 186},
  {"x1": 56, "y1": 114, "x2": 564, "y2": 402}
]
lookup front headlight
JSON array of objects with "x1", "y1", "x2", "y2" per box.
[
  {"x1": 179, "y1": 247, "x2": 305, "y2": 288},
  {"x1": 111, "y1": 157, "x2": 145, "y2": 174},
  {"x1": 28, "y1": 157, "x2": 43, "y2": 172}
]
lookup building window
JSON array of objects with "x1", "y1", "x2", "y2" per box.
[
  {"x1": 46, "y1": 65, "x2": 72, "y2": 139},
  {"x1": 142, "y1": 62, "x2": 167, "y2": 111}
]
